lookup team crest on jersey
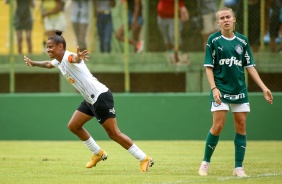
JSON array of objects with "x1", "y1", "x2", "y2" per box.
[{"x1": 235, "y1": 45, "x2": 243, "y2": 55}]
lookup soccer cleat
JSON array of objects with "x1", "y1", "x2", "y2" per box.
[
  {"x1": 85, "y1": 150, "x2": 108, "y2": 168},
  {"x1": 233, "y1": 167, "x2": 247, "y2": 177},
  {"x1": 140, "y1": 155, "x2": 154, "y2": 172},
  {"x1": 198, "y1": 161, "x2": 210, "y2": 176}
]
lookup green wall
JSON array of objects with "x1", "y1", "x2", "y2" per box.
[{"x1": 0, "y1": 93, "x2": 281, "y2": 140}]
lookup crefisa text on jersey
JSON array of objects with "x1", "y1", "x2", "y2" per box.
[{"x1": 219, "y1": 56, "x2": 242, "y2": 67}]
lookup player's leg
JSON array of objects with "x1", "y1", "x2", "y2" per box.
[
  {"x1": 68, "y1": 102, "x2": 105, "y2": 168},
  {"x1": 76, "y1": 23, "x2": 88, "y2": 51},
  {"x1": 94, "y1": 91, "x2": 153, "y2": 171},
  {"x1": 101, "y1": 117, "x2": 153, "y2": 172},
  {"x1": 231, "y1": 103, "x2": 249, "y2": 177},
  {"x1": 16, "y1": 30, "x2": 23, "y2": 54},
  {"x1": 26, "y1": 30, "x2": 32, "y2": 54},
  {"x1": 199, "y1": 102, "x2": 229, "y2": 176},
  {"x1": 68, "y1": 110, "x2": 93, "y2": 141}
]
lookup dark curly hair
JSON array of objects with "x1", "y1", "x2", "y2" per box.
[{"x1": 48, "y1": 30, "x2": 66, "y2": 50}]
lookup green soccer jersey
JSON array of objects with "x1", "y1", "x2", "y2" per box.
[{"x1": 204, "y1": 31, "x2": 255, "y2": 104}]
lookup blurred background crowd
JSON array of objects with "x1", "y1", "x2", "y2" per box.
[{"x1": 2, "y1": 0, "x2": 282, "y2": 54}]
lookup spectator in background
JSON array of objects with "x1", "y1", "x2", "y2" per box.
[
  {"x1": 94, "y1": 0, "x2": 116, "y2": 53},
  {"x1": 71, "y1": 0, "x2": 90, "y2": 51},
  {"x1": 157, "y1": 0, "x2": 189, "y2": 53},
  {"x1": 42, "y1": 0, "x2": 66, "y2": 52},
  {"x1": 198, "y1": 0, "x2": 218, "y2": 51},
  {"x1": 266, "y1": 0, "x2": 282, "y2": 53},
  {"x1": 236, "y1": 0, "x2": 262, "y2": 53},
  {"x1": 5, "y1": 0, "x2": 35, "y2": 54},
  {"x1": 116, "y1": 0, "x2": 144, "y2": 53}
]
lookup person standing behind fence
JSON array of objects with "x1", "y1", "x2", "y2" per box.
[
  {"x1": 71, "y1": 0, "x2": 90, "y2": 51},
  {"x1": 198, "y1": 0, "x2": 218, "y2": 51},
  {"x1": 5, "y1": 0, "x2": 35, "y2": 54},
  {"x1": 157, "y1": 0, "x2": 189, "y2": 53},
  {"x1": 42, "y1": 0, "x2": 66, "y2": 52},
  {"x1": 116, "y1": 0, "x2": 144, "y2": 53},
  {"x1": 266, "y1": 0, "x2": 282, "y2": 53},
  {"x1": 94, "y1": 0, "x2": 116, "y2": 53},
  {"x1": 198, "y1": 7, "x2": 273, "y2": 177}
]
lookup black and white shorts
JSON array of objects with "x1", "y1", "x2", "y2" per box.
[{"x1": 77, "y1": 90, "x2": 116, "y2": 124}]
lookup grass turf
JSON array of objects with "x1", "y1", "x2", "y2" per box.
[{"x1": 0, "y1": 141, "x2": 281, "y2": 184}]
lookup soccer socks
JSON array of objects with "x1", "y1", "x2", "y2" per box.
[
  {"x1": 83, "y1": 137, "x2": 101, "y2": 155},
  {"x1": 203, "y1": 132, "x2": 219, "y2": 162},
  {"x1": 234, "y1": 132, "x2": 247, "y2": 168},
  {"x1": 128, "y1": 143, "x2": 146, "y2": 161}
]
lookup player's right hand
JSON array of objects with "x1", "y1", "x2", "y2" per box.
[{"x1": 24, "y1": 55, "x2": 33, "y2": 67}]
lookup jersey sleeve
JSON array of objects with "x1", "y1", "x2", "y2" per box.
[
  {"x1": 50, "y1": 59, "x2": 59, "y2": 67},
  {"x1": 243, "y1": 37, "x2": 255, "y2": 68},
  {"x1": 204, "y1": 36, "x2": 214, "y2": 67}
]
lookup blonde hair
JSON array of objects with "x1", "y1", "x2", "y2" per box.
[{"x1": 216, "y1": 7, "x2": 236, "y2": 20}]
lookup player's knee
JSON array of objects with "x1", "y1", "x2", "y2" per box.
[
  {"x1": 67, "y1": 122, "x2": 79, "y2": 133},
  {"x1": 211, "y1": 124, "x2": 224, "y2": 134}
]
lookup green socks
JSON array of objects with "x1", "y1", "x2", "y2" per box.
[
  {"x1": 234, "y1": 132, "x2": 247, "y2": 168},
  {"x1": 203, "y1": 132, "x2": 219, "y2": 162}
]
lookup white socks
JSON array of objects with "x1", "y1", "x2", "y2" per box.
[
  {"x1": 128, "y1": 143, "x2": 146, "y2": 161},
  {"x1": 83, "y1": 137, "x2": 101, "y2": 155}
]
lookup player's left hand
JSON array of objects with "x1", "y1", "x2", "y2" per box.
[
  {"x1": 263, "y1": 89, "x2": 273, "y2": 104},
  {"x1": 76, "y1": 46, "x2": 90, "y2": 62}
]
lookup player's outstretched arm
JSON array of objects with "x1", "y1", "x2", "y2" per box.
[
  {"x1": 24, "y1": 56, "x2": 54, "y2": 69},
  {"x1": 68, "y1": 46, "x2": 90, "y2": 63},
  {"x1": 247, "y1": 67, "x2": 273, "y2": 104}
]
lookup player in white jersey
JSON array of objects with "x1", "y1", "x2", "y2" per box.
[
  {"x1": 198, "y1": 7, "x2": 273, "y2": 177},
  {"x1": 24, "y1": 30, "x2": 153, "y2": 172}
]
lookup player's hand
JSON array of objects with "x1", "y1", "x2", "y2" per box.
[
  {"x1": 24, "y1": 55, "x2": 33, "y2": 67},
  {"x1": 77, "y1": 46, "x2": 90, "y2": 62},
  {"x1": 212, "y1": 88, "x2": 222, "y2": 105},
  {"x1": 263, "y1": 89, "x2": 273, "y2": 104}
]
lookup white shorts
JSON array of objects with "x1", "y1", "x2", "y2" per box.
[
  {"x1": 210, "y1": 102, "x2": 250, "y2": 112},
  {"x1": 44, "y1": 14, "x2": 66, "y2": 31},
  {"x1": 201, "y1": 13, "x2": 218, "y2": 34}
]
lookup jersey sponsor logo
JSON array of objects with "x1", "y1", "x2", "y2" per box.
[
  {"x1": 63, "y1": 73, "x2": 75, "y2": 84},
  {"x1": 235, "y1": 45, "x2": 243, "y2": 55},
  {"x1": 212, "y1": 35, "x2": 222, "y2": 43},
  {"x1": 219, "y1": 57, "x2": 242, "y2": 67},
  {"x1": 67, "y1": 77, "x2": 75, "y2": 84},
  {"x1": 218, "y1": 46, "x2": 224, "y2": 51},
  {"x1": 109, "y1": 108, "x2": 115, "y2": 114},
  {"x1": 236, "y1": 37, "x2": 247, "y2": 45},
  {"x1": 244, "y1": 51, "x2": 251, "y2": 64},
  {"x1": 223, "y1": 93, "x2": 245, "y2": 100}
]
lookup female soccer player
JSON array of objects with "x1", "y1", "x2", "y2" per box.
[
  {"x1": 24, "y1": 30, "x2": 153, "y2": 172},
  {"x1": 198, "y1": 7, "x2": 273, "y2": 177}
]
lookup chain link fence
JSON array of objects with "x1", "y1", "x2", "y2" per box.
[{"x1": 0, "y1": 0, "x2": 281, "y2": 93}]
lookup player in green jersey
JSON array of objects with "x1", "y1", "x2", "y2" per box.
[{"x1": 198, "y1": 7, "x2": 273, "y2": 177}]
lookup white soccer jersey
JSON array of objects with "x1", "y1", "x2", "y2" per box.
[{"x1": 51, "y1": 50, "x2": 108, "y2": 104}]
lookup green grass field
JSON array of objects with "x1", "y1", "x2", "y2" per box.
[{"x1": 0, "y1": 141, "x2": 281, "y2": 184}]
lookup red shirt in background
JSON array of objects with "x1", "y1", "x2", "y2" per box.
[{"x1": 157, "y1": 0, "x2": 185, "y2": 18}]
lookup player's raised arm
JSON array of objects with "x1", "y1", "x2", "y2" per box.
[
  {"x1": 68, "y1": 46, "x2": 90, "y2": 63},
  {"x1": 24, "y1": 55, "x2": 54, "y2": 69}
]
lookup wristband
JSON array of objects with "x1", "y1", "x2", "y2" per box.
[{"x1": 211, "y1": 87, "x2": 217, "y2": 91}]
